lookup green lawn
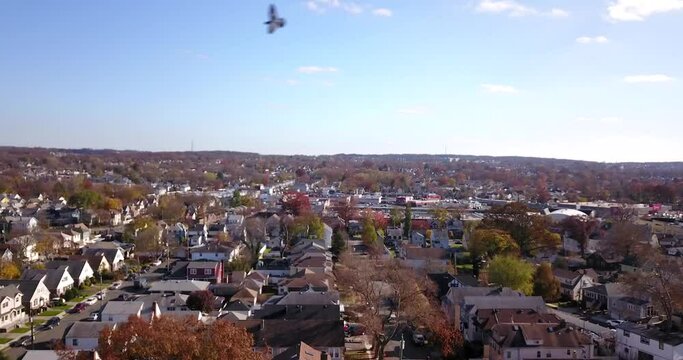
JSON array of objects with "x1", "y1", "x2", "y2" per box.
[
  {"x1": 456, "y1": 263, "x2": 474, "y2": 270},
  {"x1": 40, "y1": 310, "x2": 64, "y2": 317},
  {"x1": 50, "y1": 305, "x2": 71, "y2": 311},
  {"x1": 0, "y1": 338, "x2": 12, "y2": 344},
  {"x1": 10, "y1": 327, "x2": 30, "y2": 334},
  {"x1": 32, "y1": 319, "x2": 46, "y2": 326}
]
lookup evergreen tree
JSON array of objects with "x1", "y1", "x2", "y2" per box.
[{"x1": 403, "y1": 205, "x2": 412, "y2": 239}]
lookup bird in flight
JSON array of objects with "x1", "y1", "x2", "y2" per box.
[{"x1": 265, "y1": 4, "x2": 286, "y2": 34}]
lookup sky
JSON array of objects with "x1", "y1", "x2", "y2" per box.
[{"x1": 0, "y1": 0, "x2": 682, "y2": 162}]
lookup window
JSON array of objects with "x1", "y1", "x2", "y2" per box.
[
  {"x1": 506, "y1": 352, "x2": 511, "y2": 359},
  {"x1": 567, "y1": 350, "x2": 571, "y2": 355},
  {"x1": 624, "y1": 331, "x2": 630, "y2": 337},
  {"x1": 537, "y1": 351, "x2": 541, "y2": 358},
  {"x1": 72, "y1": 339, "x2": 78, "y2": 346},
  {"x1": 205, "y1": 268, "x2": 212, "y2": 275},
  {"x1": 546, "y1": 353, "x2": 551, "y2": 358},
  {"x1": 190, "y1": 268, "x2": 197, "y2": 275},
  {"x1": 640, "y1": 336, "x2": 650, "y2": 345}
]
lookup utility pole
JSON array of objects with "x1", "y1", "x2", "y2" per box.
[
  {"x1": 399, "y1": 333, "x2": 404, "y2": 360},
  {"x1": 29, "y1": 309, "x2": 35, "y2": 350}
]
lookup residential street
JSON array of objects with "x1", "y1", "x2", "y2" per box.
[{"x1": 2, "y1": 283, "x2": 129, "y2": 359}]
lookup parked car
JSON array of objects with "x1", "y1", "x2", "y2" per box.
[
  {"x1": 71, "y1": 303, "x2": 87, "y2": 313},
  {"x1": 606, "y1": 320, "x2": 625, "y2": 328},
  {"x1": 345, "y1": 323, "x2": 366, "y2": 336},
  {"x1": 96, "y1": 290, "x2": 106, "y2": 300},
  {"x1": 86, "y1": 311, "x2": 100, "y2": 321},
  {"x1": 42, "y1": 316, "x2": 61, "y2": 330},
  {"x1": 10, "y1": 335, "x2": 33, "y2": 348},
  {"x1": 115, "y1": 293, "x2": 131, "y2": 301},
  {"x1": 84, "y1": 296, "x2": 98, "y2": 305},
  {"x1": 109, "y1": 281, "x2": 122, "y2": 290},
  {"x1": 50, "y1": 297, "x2": 65, "y2": 306}
]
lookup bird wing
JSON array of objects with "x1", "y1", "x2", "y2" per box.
[
  {"x1": 268, "y1": 21, "x2": 277, "y2": 33},
  {"x1": 269, "y1": 4, "x2": 278, "y2": 19}
]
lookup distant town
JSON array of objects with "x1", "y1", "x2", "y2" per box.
[{"x1": 0, "y1": 147, "x2": 681, "y2": 360}]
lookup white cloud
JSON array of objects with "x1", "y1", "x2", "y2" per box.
[
  {"x1": 608, "y1": 0, "x2": 683, "y2": 21},
  {"x1": 481, "y1": 84, "x2": 519, "y2": 94},
  {"x1": 286, "y1": 79, "x2": 300, "y2": 86},
  {"x1": 576, "y1": 35, "x2": 609, "y2": 44},
  {"x1": 372, "y1": 8, "x2": 393, "y2": 17},
  {"x1": 297, "y1": 66, "x2": 340, "y2": 74},
  {"x1": 476, "y1": 0, "x2": 569, "y2": 17},
  {"x1": 623, "y1": 74, "x2": 674, "y2": 83},
  {"x1": 306, "y1": 0, "x2": 365, "y2": 14},
  {"x1": 549, "y1": 8, "x2": 570, "y2": 17},
  {"x1": 397, "y1": 106, "x2": 430, "y2": 115},
  {"x1": 576, "y1": 116, "x2": 623, "y2": 124}
]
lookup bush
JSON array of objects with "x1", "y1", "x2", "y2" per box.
[{"x1": 63, "y1": 288, "x2": 80, "y2": 301}]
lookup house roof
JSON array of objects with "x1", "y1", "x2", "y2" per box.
[
  {"x1": 66, "y1": 322, "x2": 116, "y2": 339},
  {"x1": 148, "y1": 280, "x2": 210, "y2": 293},
  {"x1": 272, "y1": 341, "x2": 323, "y2": 360},
  {"x1": 101, "y1": 301, "x2": 144, "y2": 316},
  {"x1": 276, "y1": 291, "x2": 340, "y2": 306},
  {"x1": 477, "y1": 309, "x2": 562, "y2": 331},
  {"x1": 618, "y1": 322, "x2": 683, "y2": 346},
  {"x1": 0, "y1": 280, "x2": 43, "y2": 302},
  {"x1": 404, "y1": 246, "x2": 448, "y2": 260},
  {"x1": 552, "y1": 268, "x2": 579, "y2": 281},
  {"x1": 491, "y1": 323, "x2": 592, "y2": 348},
  {"x1": 187, "y1": 261, "x2": 219, "y2": 269},
  {"x1": 237, "y1": 319, "x2": 345, "y2": 348},
  {"x1": 190, "y1": 243, "x2": 235, "y2": 254},
  {"x1": 445, "y1": 286, "x2": 523, "y2": 306},
  {"x1": 21, "y1": 267, "x2": 72, "y2": 291},
  {"x1": 0, "y1": 284, "x2": 22, "y2": 300},
  {"x1": 46, "y1": 260, "x2": 89, "y2": 280},
  {"x1": 463, "y1": 296, "x2": 546, "y2": 312},
  {"x1": 225, "y1": 300, "x2": 251, "y2": 311},
  {"x1": 253, "y1": 305, "x2": 341, "y2": 321}
]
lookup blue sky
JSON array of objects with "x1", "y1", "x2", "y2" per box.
[{"x1": 1, "y1": 0, "x2": 681, "y2": 162}]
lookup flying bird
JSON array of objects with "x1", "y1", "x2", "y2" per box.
[{"x1": 265, "y1": 4, "x2": 286, "y2": 34}]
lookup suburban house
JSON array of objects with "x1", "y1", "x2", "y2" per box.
[
  {"x1": 189, "y1": 243, "x2": 240, "y2": 262},
  {"x1": 6, "y1": 235, "x2": 40, "y2": 262},
  {"x1": 0, "y1": 279, "x2": 51, "y2": 313},
  {"x1": 278, "y1": 270, "x2": 334, "y2": 295},
  {"x1": 0, "y1": 285, "x2": 26, "y2": 332},
  {"x1": 552, "y1": 268, "x2": 597, "y2": 302},
  {"x1": 168, "y1": 261, "x2": 223, "y2": 284},
  {"x1": 187, "y1": 224, "x2": 208, "y2": 247},
  {"x1": 3, "y1": 216, "x2": 38, "y2": 232},
  {"x1": 70, "y1": 254, "x2": 111, "y2": 274},
  {"x1": 459, "y1": 296, "x2": 547, "y2": 342},
  {"x1": 237, "y1": 319, "x2": 345, "y2": 360},
  {"x1": 46, "y1": 259, "x2": 94, "y2": 286},
  {"x1": 487, "y1": 323, "x2": 594, "y2": 360},
  {"x1": 60, "y1": 230, "x2": 83, "y2": 248},
  {"x1": 430, "y1": 229, "x2": 450, "y2": 249},
  {"x1": 609, "y1": 296, "x2": 655, "y2": 321},
  {"x1": 616, "y1": 322, "x2": 683, "y2": 360},
  {"x1": 583, "y1": 283, "x2": 624, "y2": 310},
  {"x1": 65, "y1": 322, "x2": 117, "y2": 351},
  {"x1": 385, "y1": 226, "x2": 403, "y2": 241},
  {"x1": 100, "y1": 301, "x2": 145, "y2": 323},
  {"x1": 400, "y1": 245, "x2": 450, "y2": 272},
  {"x1": 272, "y1": 341, "x2": 324, "y2": 360},
  {"x1": 21, "y1": 267, "x2": 74, "y2": 297},
  {"x1": 82, "y1": 247, "x2": 125, "y2": 271}
]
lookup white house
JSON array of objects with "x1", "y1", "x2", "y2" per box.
[
  {"x1": 0, "y1": 285, "x2": 26, "y2": 331},
  {"x1": 0, "y1": 279, "x2": 51, "y2": 313},
  {"x1": 189, "y1": 243, "x2": 240, "y2": 262},
  {"x1": 4, "y1": 216, "x2": 38, "y2": 232},
  {"x1": 46, "y1": 260, "x2": 94, "y2": 286},
  {"x1": 101, "y1": 301, "x2": 145, "y2": 323},
  {"x1": 616, "y1": 323, "x2": 683, "y2": 360},
  {"x1": 20, "y1": 267, "x2": 74, "y2": 297},
  {"x1": 487, "y1": 323, "x2": 594, "y2": 360},
  {"x1": 7, "y1": 235, "x2": 40, "y2": 262},
  {"x1": 65, "y1": 322, "x2": 116, "y2": 351}
]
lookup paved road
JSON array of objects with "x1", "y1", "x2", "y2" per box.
[{"x1": 3, "y1": 283, "x2": 131, "y2": 359}]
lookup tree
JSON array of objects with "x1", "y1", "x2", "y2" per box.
[
  {"x1": 281, "y1": 192, "x2": 311, "y2": 216},
  {"x1": 134, "y1": 226, "x2": 163, "y2": 258},
  {"x1": 403, "y1": 205, "x2": 412, "y2": 239},
  {"x1": 187, "y1": 290, "x2": 215, "y2": 313},
  {"x1": 331, "y1": 229, "x2": 348, "y2": 256},
  {"x1": 361, "y1": 216, "x2": 378, "y2": 247},
  {"x1": 621, "y1": 247, "x2": 683, "y2": 332},
  {"x1": 337, "y1": 257, "x2": 433, "y2": 360},
  {"x1": 230, "y1": 190, "x2": 244, "y2": 208},
  {"x1": 35, "y1": 232, "x2": 61, "y2": 260},
  {"x1": 155, "y1": 196, "x2": 186, "y2": 222},
  {"x1": 603, "y1": 221, "x2": 649, "y2": 258},
  {"x1": 431, "y1": 208, "x2": 451, "y2": 229},
  {"x1": 533, "y1": 262, "x2": 560, "y2": 302},
  {"x1": 482, "y1": 203, "x2": 559, "y2": 256},
  {"x1": 333, "y1": 198, "x2": 358, "y2": 229},
  {"x1": 0, "y1": 261, "x2": 21, "y2": 279},
  {"x1": 389, "y1": 208, "x2": 404, "y2": 227},
  {"x1": 92, "y1": 316, "x2": 263, "y2": 360},
  {"x1": 469, "y1": 229, "x2": 519, "y2": 261},
  {"x1": 561, "y1": 216, "x2": 598, "y2": 256},
  {"x1": 488, "y1": 255, "x2": 534, "y2": 295}
]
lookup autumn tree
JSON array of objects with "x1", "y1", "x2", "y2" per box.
[
  {"x1": 431, "y1": 208, "x2": 452, "y2": 229},
  {"x1": 153, "y1": 195, "x2": 186, "y2": 223},
  {"x1": 389, "y1": 208, "x2": 404, "y2": 227},
  {"x1": 603, "y1": 221, "x2": 649, "y2": 258},
  {"x1": 333, "y1": 198, "x2": 358, "y2": 229},
  {"x1": 469, "y1": 229, "x2": 519, "y2": 261},
  {"x1": 337, "y1": 257, "x2": 433, "y2": 360},
  {"x1": 487, "y1": 255, "x2": 534, "y2": 295},
  {"x1": 403, "y1": 205, "x2": 412, "y2": 239},
  {"x1": 134, "y1": 226, "x2": 163, "y2": 258},
  {"x1": 621, "y1": 247, "x2": 683, "y2": 331},
  {"x1": 91, "y1": 316, "x2": 263, "y2": 360},
  {"x1": 0, "y1": 261, "x2": 21, "y2": 279},
  {"x1": 482, "y1": 203, "x2": 559, "y2": 256},
  {"x1": 533, "y1": 262, "x2": 561, "y2": 302},
  {"x1": 187, "y1": 290, "x2": 215, "y2": 313},
  {"x1": 281, "y1": 192, "x2": 311, "y2": 216},
  {"x1": 561, "y1": 216, "x2": 598, "y2": 256}
]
